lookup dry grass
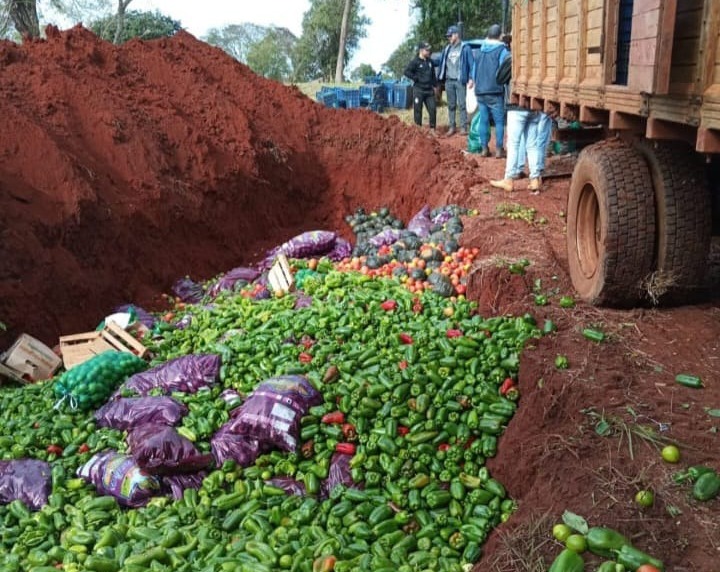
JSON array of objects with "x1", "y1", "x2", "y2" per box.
[
  {"x1": 641, "y1": 270, "x2": 679, "y2": 305},
  {"x1": 481, "y1": 512, "x2": 555, "y2": 572}
]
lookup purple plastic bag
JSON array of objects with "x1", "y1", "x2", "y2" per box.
[
  {"x1": 0, "y1": 460, "x2": 52, "y2": 510},
  {"x1": 209, "y1": 266, "x2": 261, "y2": 298},
  {"x1": 369, "y1": 228, "x2": 403, "y2": 247},
  {"x1": 267, "y1": 477, "x2": 306, "y2": 496},
  {"x1": 231, "y1": 375, "x2": 323, "y2": 452},
  {"x1": 408, "y1": 205, "x2": 433, "y2": 238},
  {"x1": 326, "y1": 238, "x2": 353, "y2": 261},
  {"x1": 432, "y1": 210, "x2": 454, "y2": 225},
  {"x1": 161, "y1": 471, "x2": 207, "y2": 500},
  {"x1": 172, "y1": 277, "x2": 205, "y2": 303},
  {"x1": 280, "y1": 231, "x2": 337, "y2": 258},
  {"x1": 120, "y1": 354, "x2": 221, "y2": 396},
  {"x1": 210, "y1": 430, "x2": 266, "y2": 467},
  {"x1": 95, "y1": 397, "x2": 188, "y2": 430},
  {"x1": 322, "y1": 453, "x2": 359, "y2": 497},
  {"x1": 77, "y1": 451, "x2": 160, "y2": 508},
  {"x1": 114, "y1": 304, "x2": 156, "y2": 328},
  {"x1": 127, "y1": 424, "x2": 213, "y2": 475},
  {"x1": 294, "y1": 293, "x2": 313, "y2": 310}
]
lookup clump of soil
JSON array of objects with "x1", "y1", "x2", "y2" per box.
[{"x1": 1, "y1": 26, "x2": 718, "y2": 571}]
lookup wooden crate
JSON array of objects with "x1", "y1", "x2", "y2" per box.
[
  {"x1": 267, "y1": 254, "x2": 295, "y2": 294},
  {"x1": 0, "y1": 333, "x2": 62, "y2": 381},
  {"x1": 59, "y1": 322, "x2": 149, "y2": 370}
]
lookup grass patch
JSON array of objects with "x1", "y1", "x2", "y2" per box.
[{"x1": 482, "y1": 512, "x2": 555, "y2": 572}]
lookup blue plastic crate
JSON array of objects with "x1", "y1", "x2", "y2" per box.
[
  {"x1": 393, "y1": 84, "x2": 413, "y2": 109},
  {"x1": 344, "y1": 89, "x2": 361, "y2": 109},
  {"x1": 320, "y1": 91, "x2": 338, "y2": 108},
  {"x1": 360, "y1": 85, "x2": 387, "y2": 109}
]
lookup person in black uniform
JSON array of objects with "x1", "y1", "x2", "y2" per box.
[{"x1": 403, "y1": 41, "x2": 438, "y2": 132}]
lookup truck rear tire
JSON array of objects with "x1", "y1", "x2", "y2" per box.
[
  {"x1": 633, "y1": 140, "x2": 712, "y2": 299},
  {"x1": 567, "y1": 140, "x2": 656, "y2": 306}
]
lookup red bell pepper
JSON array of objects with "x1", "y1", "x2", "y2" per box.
[
  {"x1": 446, "y1": 329, "x2": 463, "y2": 338},
  {"x1": 341, "y1": 423, "x2": 357, "y2": 441},
  {"x1": 335, "y1": 442, "x2": 356, "y2": 455},
  {"x1": 299, "y1": 352, "x2": 313, "y2": 364},
  {"x1": 397, "y1": 426, "x2": 409, "y2": 436},
  {"x1": 380, "y1": 299, "x2": 398, "y2": 311},
  {"x1": 321, "y1": 411, "x2": 345, "y2": 424},
  {"x1": 499, "y1": 378, "x2": 515, "y2": 396},
  {"x1": 398, "y1": 360, "x2": 408, "y2": 370},
  {"x1": 399, "y1": 333, "x2": 414, "y2": 345},
  {"x1": 412, "y1": 297, "x2": 423, "y2": 313},
  {"x1": 437, "y1": 443, "x2": 450, "y2": 452},
  {"x1": 47, "y1": 444, "x2": 63, "y2": 456}
]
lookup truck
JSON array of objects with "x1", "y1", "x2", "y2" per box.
[{"x1": 510, "y1": 0, "x2": 719, "y2": 305}]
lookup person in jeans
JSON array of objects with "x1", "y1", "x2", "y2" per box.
[
  {"x1": 467, "y1": 24, "x2": 509, "y2": 157},
  {"x1": 437, "y1": 25, "x2": 473, "y2": 136},
  {"x1": 490, "y1": 107, "x2": 543, "y2": 192},
  {"x1": 404, "y1": 42, "x2": 438, "y2": 132}
]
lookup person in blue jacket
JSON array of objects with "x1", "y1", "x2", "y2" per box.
[
  {"x1": 467, "y1": 24, "x2": 510, "y2": 157},
  {"x1": 437, "y1": 25, "x2": 474, "y2": 136}
]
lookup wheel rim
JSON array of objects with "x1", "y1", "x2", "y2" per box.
[{"x1": 576, "y1": 183, "x2": 601, "y2": 279}]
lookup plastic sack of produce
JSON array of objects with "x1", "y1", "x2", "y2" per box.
[
  {"x1": 114, "y1": 304, "x2": 156, "y2": 328},
  {"x1": 54, "y1": 351, "x2": 147, "y2": 411},
  {"x1": 407, "y1": 205, "x2": 433, "y2": 238},
  {"x1": 326, "y1": 237, "x2": 352, "y2": 261},
  {"x1": 279, "y1": 230, "x2": 337, "y2": 258},
  {"x1": 161, "y1": 471, "x2": 207, "y2": 500},
  {"x1": 77, "y1": 450, "x2": 160, "y2": 508},
  {"x1": 172, "y1": 277, "x2": 205, "y2": 303},
  {"x1": 95, "y1": 397, "x2": 188, "y2": 431},
  {"x1": 293, "y1": 293, "x2": 313, "y2": 310},
  {"x1": 368, "y1": 228, "x2": 403, "y2": 248},
  {"x1": 120, "y1": 354, "x2": 221, "y2": 396},
  {"x1": 267, "y1": 477, "x2": 306, "y2": 496},
  {"x1": 0, "y1": 459, "x2": 52, "y2": 510},
  {"x1": 322, "y1": 453, "x2": 359, "y2": 497},
  {"x1": 467, "y1": 112, "x2": 483, "y2": 154},
  {"x1": 208, "y1": 266, "x2": 260, "y2": 298},
  {"x1": 230, "y1": 375, "x2": 322, "y2": 452},
  {"x1": 210, "y1": 429, "x2": 266, "y2": 467},
  {"x1": 127, "y1": 424, "x2": 213, "y2": 475}
]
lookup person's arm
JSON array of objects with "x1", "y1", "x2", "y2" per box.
[
  {"x1": 467, "y1": 54, "x2": 476, "y2": 89},
  {"x1": 403, "y1": 59, "x2": 417, "y2": 83},
  {"x1": 459, "y1": 44, "x2": 471, "y2": 85}
]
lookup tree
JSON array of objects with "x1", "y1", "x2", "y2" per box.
[
  {"x1": 334, "y1": 0, "x2": 351, "y2": 84},
  {"x1": 411, "y1": 0, "x2": 503, "y2": 48},
  {"x1": 112, "y1": 0, "x2": 131, "y2": 44},
  {"x1": 7, "y1": 0, "x2": 40, "y2": 37},
  {"x1": 89, "y1": 9, "x2": 180, "y2": 43},
  {"x1": 246, "y1": 27, "x2": 296, "y2": 81},
  {"x1": 350, "y1": 62, "x2": 375, "y2": 82},
  {"x1": 204, "y1": 23, "x2": 267, "y2": 63},
  {"x1": 293, "y1": 0, "x2": 369, "y2": 82},
  {"x1": 384, "y1": 35, "x2": 417, "y2": 79}
]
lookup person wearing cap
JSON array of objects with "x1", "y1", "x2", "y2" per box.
[
  {"x1": 403, "y1": 42, "x2": 438, "y2": 132},
  {"x1": 467, "y1": 24, "x2": 510, "y2": 157},
  {"x1": 437, "y1": 25, "x2": 473, "y2": 136}
]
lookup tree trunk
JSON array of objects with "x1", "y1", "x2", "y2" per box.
[
  {"x1": 113, "y1": 0, "x2": 133, "y2": 44},
  {"x1": 9, "y1": 0, "x2": 40, "y2": 38},
  {"x1": 334, "y1": 0, "x2": 352, "y2": 83}
]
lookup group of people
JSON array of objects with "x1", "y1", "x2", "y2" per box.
[{"x1": 403, "y1": 24, "x2": 554, "y2": 193}]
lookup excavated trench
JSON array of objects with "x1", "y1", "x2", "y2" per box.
[{"x1": 0, "y1": 26, "x2": 477, "y2": 345}]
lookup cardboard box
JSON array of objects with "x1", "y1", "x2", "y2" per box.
[
  {"x1": 0, "y1": 334, "x2": 62, "y2": 381},
  {"x1": 267, "y1": 253, "x2": 295, "y2": 294},
  {"x1": 59, "y1": 322, "x2": 149, "y2": 370}
]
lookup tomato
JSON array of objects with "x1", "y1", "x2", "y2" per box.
[
  {"x1": 637, "y1": 565, "x2": 661, "y2": 572},
  {"x1": 661, "y1": 444, "x2": 680, "y2": 463},
  {"x1": 635, "y1": 490, "x2": 654, "y2": 507},
  {"x1": 565, "y1": 534, "x2": 587, "y2": 553},
  {"x1": 552, "y1": 523, "x2": 572, "y2": 542},
  {"x1": 307, "y1": 258, "x2": 319, "y2": 271}
]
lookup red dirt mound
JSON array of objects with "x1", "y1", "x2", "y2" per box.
[{"x1": 0, "y1": 25, "x2": 478, "y2": 344}]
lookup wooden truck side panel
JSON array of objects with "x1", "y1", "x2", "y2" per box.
[{"x1": 511, "y1": 0, "x2": 720, "y2": 153}]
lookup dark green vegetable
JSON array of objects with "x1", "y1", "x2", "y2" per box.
[
  {"x1": 675, "y1": 373, "x2": 703, "y2": 388},
  {"x1": 548, "y1": 548, "x2": 585, "y2": 572},
  {"x1": 586, "y1": 526, "x2": 629, "y2": 559},
  {"x1": 692, "y1": 470, "x2": 720, "y2": 501}
]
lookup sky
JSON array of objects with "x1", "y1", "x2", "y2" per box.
[{"x1": 128, "y1": 0, "x2": 414, "y2": 71}]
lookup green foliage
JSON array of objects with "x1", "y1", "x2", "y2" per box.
[
  {"x1": 292, "y1": 0, "x2": 369, "y2": 82},
  {"x1": 204, "y1": 23, "x2": 268, "y2": 63},
  {"x1": 350, "y1": 62, "x2": 375, "y2": 81},
  {"x1": 246, "y1": 28, "x2": 296, "y2": 82},
  {"x1": 411, "y1": 0, "x2": 504, "y2": 47},
  {"x1": 384, "y1": 35, "x2": 418, "y2": 79},
  {"x1": 89, "y1": 9, "x2": 180, "y2": 43}
]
